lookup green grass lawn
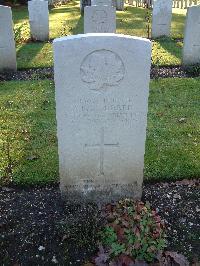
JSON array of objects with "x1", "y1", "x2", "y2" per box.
[
  {"x1": 16, "y1": 39, "x2": 183, "y2": 69},
  {"x1": 0, "y1": 78, "x2": 199, "y2": 185},
  {"x1": 13, "y1": 0, "x2": 186, "y2": 68}
]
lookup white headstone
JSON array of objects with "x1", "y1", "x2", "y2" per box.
[
  {"x1": 53, "y1": 34, "x2": 151, "y2": 204},
  {"x1": 115, "y1": 0, "x2": 124, "y2": 10},
  {"x1": 91, "y1": 0, "x2": 112, "y2": 5},
  {"x1": 0, "y1": 5, "x2": 17, "y2": 72},
  {"x1": 182, "y1": 5, "x2": 200, "y2": 65},
  {"x1": 28, "y1": 0, "x2": 49, "y2": 41},
  {"x1": 84, "y1": 6, "x2": 116, "y2": 33},
  {"x1": 80, "y1": 0, "x2": 91, "y2": 13},
  {"x1": 151, "y1": 0, "x2": 173, "y2": 38}
]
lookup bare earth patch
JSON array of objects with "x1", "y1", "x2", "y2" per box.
[{"x1": 0, "y1": 65, "x2": 200, "y2": 82}]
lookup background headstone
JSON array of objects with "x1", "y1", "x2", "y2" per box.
[
  {"x1": 84, "y1": 6, "x2": 116, "y2": 33},
  {"x1": 182, "y1": 5, "x2": 200, "y2": 65},
  {"x1": 80, "y1": 0, "x2": 91, "y2": 13},
  {"x1": 151, "y1": 0, "x2": 173, "y2": 38},
  {"x1": 53, "y1": 34, "x2": 151, "y2": 204},
  {"x1": 91, "y1": 0, "x2": 112, "y2": 5},
  {"x1": 115, "y1": 0, "x2": 124, "y2": 10},
  {"x1": 28, "y1": 0, "x2": 49, "y2": 41},
  {"x1": 0, "y1": 5, "x2": 17, "y2": 72}
]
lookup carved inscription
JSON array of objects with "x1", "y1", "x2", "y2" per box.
[
  {"x1": 85, "y1": 127, "x2": 119, "y2": 175},
  {"x1": 92, "y1": 10, "x2": 108, "y2": 32},
  {"x1": 80, "y1": 50, "x2": 125, "y2": 90},
  {"x1": 68, "y1": 97, "x2": 137, "y2": 124}
]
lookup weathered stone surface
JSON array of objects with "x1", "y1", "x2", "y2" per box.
[
  {"x1": 151, "y1": 0, "x2": 173, "y2": 38},
  {"x1": 0, "y1": 5, "x2": 17, "y2": 72},
  {"x1": 28, "y1": 0, "x2": 49, "y2": 41},
  {"x1": 182, "y1": 5, "x2": 200, "y2": 65},
  {"x1": 84, "y1": 6, "x2": 116, "y2": 33},
  {"x1": 115, "y1": 0, "x2": 124, "y2": 10},
  {"x1": 53, "y1": 34, "x2": 151, "y2": 204},
  {"x1": 91, "y1": 0, "x2": 112, "y2": 5}
]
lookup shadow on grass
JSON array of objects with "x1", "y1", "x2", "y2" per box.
[
  {"x1": 171, "y1": 12, "x2": 186, "y2": 38},
  {"x1": 71, "y1": 14, "x2": 84, "y2": 35},
  {"x1": 16, "y1": 42, "x2": 52, "y2": 69},
  {"x1": 118, "y1": 5, "x2": 185, "y2": 38},
  {"x1": 50, "y1": 6, "x2": 79, "y2": 14},
  {"x1": 116, "y1": 6, "x2": 150, "y2": 37},
  {"x1": 155, "y1": 37, "x2": 183, "y2": 65},
  {"x1": 12, "y1": 5, "x2": 29, "y2": 23},
  {"x1": 0, "y1": 80, "x2": 59, "y2": 186}
]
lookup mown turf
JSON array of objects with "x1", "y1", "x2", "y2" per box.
[
  {"x1": 146, "y1": 78, "x2": 200, "y2": 181},
  {"x1": 13, "y1": 0, "x2": 186, "y2": 68},
  {"x1": 0, "y1": 78, "x2": 199, "y2": 185},
  {"x1": 0, "y1": 80, "x2": 58, "y2": 185}
]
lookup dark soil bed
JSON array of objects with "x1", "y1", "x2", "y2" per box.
[
  {"x1": 0, "y1": 65, "x2": 200, "y2": 82},
  {"x1": 0, "y1": 180, "x2": 199, "y2": 265}
]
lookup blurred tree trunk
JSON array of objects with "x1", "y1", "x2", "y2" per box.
[{"x1": 80, "y1": 0, "x2": 91, "y2": 13}]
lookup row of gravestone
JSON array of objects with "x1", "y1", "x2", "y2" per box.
[
  {"x1": 80, "y1": 0, "x2": 200, "y2": 66},
  {"x1": 80, "y1": 0, "x2": 124, "y2": 12},
  {"x1": 0, "y1": 2, "x2": 200, "y2": 72},
  {"x1": 125, "y1": 0, "x2": 200, "y2": 9},
  {"x1": 152, "y1": 0, "x2": 200, "y2": 65},
  {"x1": 0, "y1": 1, "x2": 49, "y2": 72},
  {"x1": 172, "y1": 0, "x2": 200, "y2": 8},
  {"x1": 84, "y1": 0, "x2": 116, "y2": 33}
]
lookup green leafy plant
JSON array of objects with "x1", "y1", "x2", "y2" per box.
[{"x1": 97, "y1": 199, "x2": 166, "y2": 264}]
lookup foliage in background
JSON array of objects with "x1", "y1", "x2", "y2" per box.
[
  {"x1": 14, "y1": 22, "x2": 30, "y2": 43},
  {"x1": 96, "y1": 199, "x2": 166, "y2": 265}
]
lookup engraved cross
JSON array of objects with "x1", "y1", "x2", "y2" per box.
[{"x1": 85, "y1": 127, "x2": 119, "y2": 175}]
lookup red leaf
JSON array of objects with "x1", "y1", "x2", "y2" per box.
[
  {"x1": 154, "y1": 216, "x2": 161, "y2": 223},
  {"x1": 152, "y1": 231, "x2": 160, "y2": 239},
  {"x1": 134, "y1": 241, "x2": 141, "y2": 250},
  {"x1": 133, "y1": 214, "x2": 141, "y2": 222},
  {"x1": 133, "y1": 227, "x2": 140, "y2": 238},
  {"x1": 122, "y1": 220, "x2": 129, "y2": 228},
  {"x1": 110, "y1": 255, "x2": 135, "y2": 266},
  {"x1": 112, "y1": 223, "x2": 121, "y2": 233},
  {"x1": 117, "y1": 227, "x2": 125, "y2": 241},
  {"x1": 119, "y1": 254, "x2": 135, "y2": 266},
  {"x1": 136, "y1": 202, "x2": 144, "y2": 213}
]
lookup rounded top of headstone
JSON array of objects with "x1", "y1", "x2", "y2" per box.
[{"x1": 53, "y1": 33, "x2": 151, "y2": 45}]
